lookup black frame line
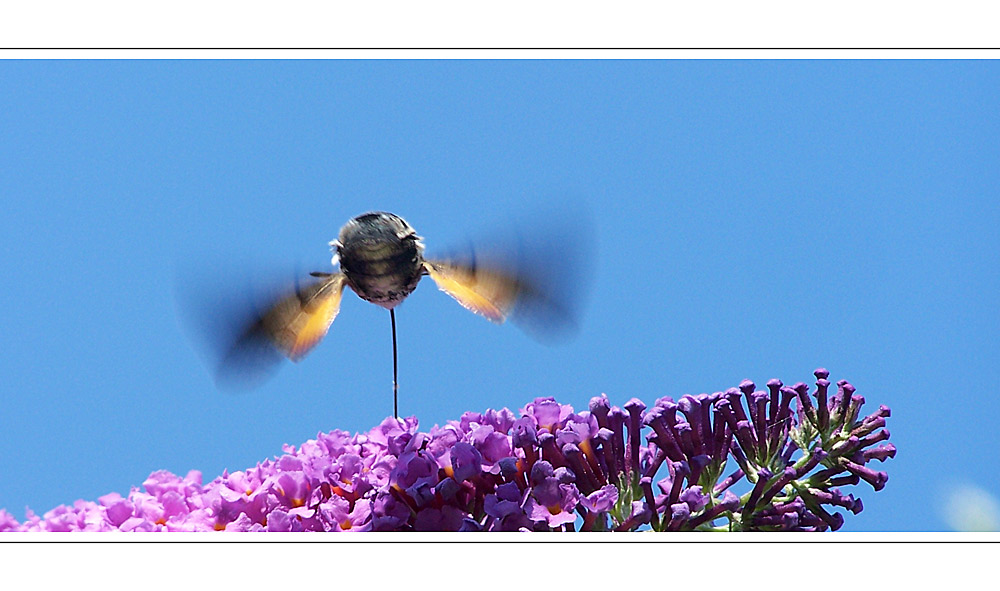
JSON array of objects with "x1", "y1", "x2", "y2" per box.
[{"x1": 2, "y1": 47, "x2": 1000, "y2": 50}]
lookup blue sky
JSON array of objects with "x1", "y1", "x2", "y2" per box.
[{"x1": 0, "y1": 59, "x2": 997, "y2": 531}]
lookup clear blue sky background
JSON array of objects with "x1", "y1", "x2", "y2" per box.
[{"x1": 1, "y1": 60, "x2": 997, "y2": 531}]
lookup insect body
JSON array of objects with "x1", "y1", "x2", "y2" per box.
[
  {"x1": 335, "y1": 212, "x2": 425, "y2": 308},
  {"x1": 217, "y1": 210, "x2": 579, "y2": 418}
]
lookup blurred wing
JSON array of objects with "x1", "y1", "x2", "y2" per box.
[
  {"x1": 423, "y1": 207, "x2": 592, "y2": 343},
  {"x1": 423, "y1": 259, "x2": 519, "y2": 324},
  {"x1": 255, "y1": 272, "x2": 347, "y2": 361},
  {"x1": 218, "y1": 273, "x2": 346, "y2": 386}
]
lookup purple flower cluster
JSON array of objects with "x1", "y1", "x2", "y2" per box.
[
  {"x1": 0, "y1": 370, "x2": 894, "y2": 532},
  {"x1": 656, "y1": 369, "x2": 896, "y2": 531}
]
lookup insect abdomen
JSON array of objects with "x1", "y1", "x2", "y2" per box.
[{"x1": 340, "y1": 241, "x2": 423, "y2": 307}]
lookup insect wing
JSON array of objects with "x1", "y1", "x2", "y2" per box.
[
  {"x1": 423, "y1": 258, "x2": 520, "y2": 324},
  {"x1": 256, "y1": 272, "x2": 347, "y2": 361},
  {"x1": 213, "y1": 272, "x2": 346, "y2": 387},
  {"x1": 422, "y1": 206, "x2": 593, "y2": 343}
]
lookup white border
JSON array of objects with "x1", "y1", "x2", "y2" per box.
[{"x1": 2, "y1": 1, "x2": 999, "y2": 51}]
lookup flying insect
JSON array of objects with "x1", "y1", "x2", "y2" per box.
[{"x1": 204, "y1": 211, "x2": 588, "y2": 418}]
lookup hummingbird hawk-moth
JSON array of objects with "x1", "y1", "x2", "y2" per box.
[{"x1": 199, "y1": 210, "x2": 588, "y2": 418}]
